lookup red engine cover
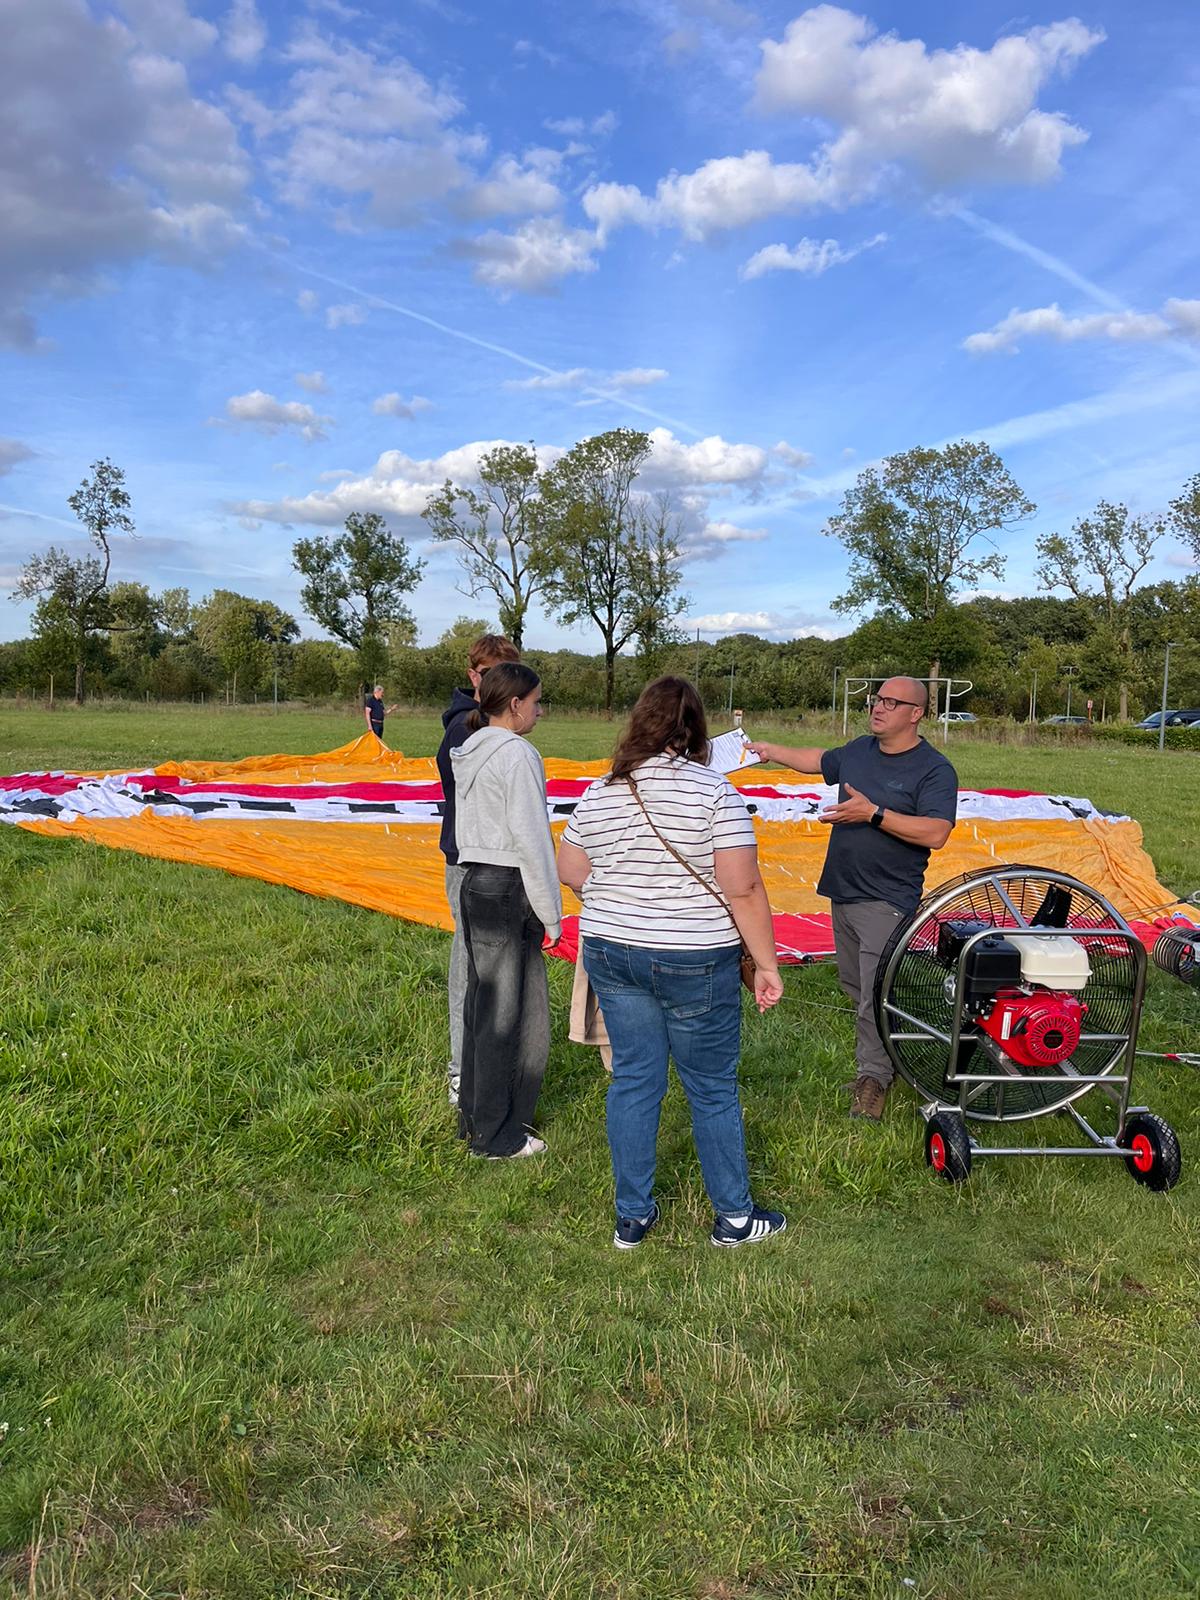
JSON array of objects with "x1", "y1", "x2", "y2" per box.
[{"x1": 978, "y1": 989, "x2": 1086, "y2": 1067}]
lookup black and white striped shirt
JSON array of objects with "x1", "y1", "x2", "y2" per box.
[{"x1": 562, "y1": 753, "x2": 757, "y2": 949}]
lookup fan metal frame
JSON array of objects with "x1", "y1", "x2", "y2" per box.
[{"x1": 874, "y1": 865, "x2": 1152, "y2": 1164}]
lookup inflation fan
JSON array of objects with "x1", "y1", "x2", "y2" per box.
[{"x1": 873, "y1": 865, "x2": 1182, "y2": 1189}]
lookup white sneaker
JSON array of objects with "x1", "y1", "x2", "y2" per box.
[
  {"x1": 448, "y1": 1072, "x2": 461, "y2": 1105},
  {"x1": 484, "y1": 1135, "x2": 546, "y2": 1160},
  {"x1": 508, "y1": 1132, "x2": 547, "y2": 1158}
]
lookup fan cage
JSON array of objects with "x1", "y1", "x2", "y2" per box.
[{"x1": 874, "y1": 865, "x2": 1145, "y2": 1121}]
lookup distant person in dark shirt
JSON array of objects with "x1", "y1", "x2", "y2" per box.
[
  {"x1": 750, "y1": 677, "x2": 957, "y2": 1122},
  {"x1": 364, "y1": 685, "x2": 397, "y2": 742},
  {"x1": 435, "y1": 633, "x2": 521, "y2": 1105}
]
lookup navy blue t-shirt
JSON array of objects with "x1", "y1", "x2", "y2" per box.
[
  {"x1": 365, "y1": 694, "x2": 385, "y2": 732},
  {"x1": 817, "y1": 736, "x2": 958, "y2": 914}
]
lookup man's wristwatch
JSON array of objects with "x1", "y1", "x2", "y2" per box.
[{"x1": 869, "y1": 804, "x2": 885, "y2": 830}]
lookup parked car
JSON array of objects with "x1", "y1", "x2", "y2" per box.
[
  {"x1": 1136, "y1": 709, "x2": 1200, "y2": 729},
  {"x1": 943, "y1": 710, "x2": 977, "y2": 723},
  {"x1": 1043, "y1": 714, "x2": 1090, "y2": 725}
]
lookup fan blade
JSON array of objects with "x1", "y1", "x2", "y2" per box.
[{"x1": 1031, "y1": 883, "x2": 1071, "y2": 927}]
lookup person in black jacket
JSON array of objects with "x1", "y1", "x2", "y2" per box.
[{"x1": 435, "y1": 633, "x2": 520, "y2": 1104}]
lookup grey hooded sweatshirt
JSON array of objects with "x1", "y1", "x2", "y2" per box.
[{"x1": 450, "y1": 726, "x2": 562, "y2": 942}]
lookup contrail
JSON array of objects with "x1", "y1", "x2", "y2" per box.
[
  {"x1": 951, "y1": 206, "x2": 1124, "y2": 310},
  {"x1": 0, "y1": 503, "x2": 79, "y2": 530},
  {"x1": 950, "y1": 206, "x2": 1200, "y2": 368},
  {"x1": 274, "y1": 253, "x2": 705, "y2": 439}
]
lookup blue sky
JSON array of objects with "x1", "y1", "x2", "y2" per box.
[{"x1": 1, "y1": 0, "x2": 1197, "y2": 649}]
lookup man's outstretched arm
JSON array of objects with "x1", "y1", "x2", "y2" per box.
[{"x1": 748, "y1": 740, "x2": 828, "y2": 774}]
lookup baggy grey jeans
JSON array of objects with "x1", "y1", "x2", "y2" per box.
[
  {"x1": 459, "y1": 863, "x2": 550, "y2": 1157},
  {"x1": 832, "y1": 899, "x2": 905, "y2": 1087},
  {"x1": 444, "y1": 863, "x2": 468, "y2": 1084}
]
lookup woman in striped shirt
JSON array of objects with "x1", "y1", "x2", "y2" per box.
[{"x1": 558, "y1": 677, "x2": 785, "y2": 1250}]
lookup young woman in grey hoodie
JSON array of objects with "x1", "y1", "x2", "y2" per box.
[{"x1": 450, "y1": 662, "x2": 562, "y2": 1159}]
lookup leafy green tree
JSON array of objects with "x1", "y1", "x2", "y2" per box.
[
  {"x1": 1170, "y1": 473, "x2": 1200, "y2": 563},
  {"x1": 293, "y1": 512, "x2": 424, "y2": 686},
  {"x1": 423, "y1": 445, "x2": 545, "y2": 649},
  {"x1": 193, "y1": 590, "x2": 298, "y2": 701},
  {"x1": 290, "y1": 639, "x2": 348, "y2": 700},
  {"x1": 824, "y1": 441, "x2": 1034, "y2": 682},
  {"x1": 438, "y1": 617, "x2": 493, "y2": 652},
  {"x1": 536, "y1": 430, "x2": 687, "y2": 713},
  {"x1": 1036, "y1": 500, "x2": 1166, "y2": 721},
  {"x1": 99, "y1": 582, "x2": 166, "y2": 695},
  {"x1": 11, "y1": 457, "x2": 134, "y2": 703}
]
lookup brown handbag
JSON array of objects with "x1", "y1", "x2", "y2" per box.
[{"x1": 625, "y1": 777, "x2": 758, "y2": 992}]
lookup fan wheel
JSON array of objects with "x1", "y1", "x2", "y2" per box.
[
  {"x1": 1123, "y1": 1113, "x2": 1182, "y2": 1192},
  {"x1": 925, "y1": 1113, "x2": 972, "y2": 1184}
]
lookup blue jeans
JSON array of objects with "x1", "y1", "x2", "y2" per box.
[{"x1": 582, "y1": 938, "x2": 751, "y2": 1220}]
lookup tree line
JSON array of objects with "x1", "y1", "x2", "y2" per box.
[{"x1": 6, "y1": 438, "x2": 1199, "y2": 718}]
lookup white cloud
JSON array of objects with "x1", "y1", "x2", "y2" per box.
[
  {"x1": 0, "y1": 440, "x2": 35, "y2": 476},
  {"x1": 513, "y1": 39, "x2": 560, "y2": 67},
  {"x1": 372, "y1": 392, "x2": 433, "y2": 417},
  {"x1": 963, "y1": 299, "x2": 1200, "y2": 354},
  {"x1": 455, "y1": 216, "x2": 601, "y2": 294},
  {"x1": 505, "y1": 366, "x2": 668, "y2": 393},
  {"x1": 1163, "y1": 298, "x2": 1200, "y2": 336},
  {"x1": 741, "y1": 231, "x2": 886, "y2": 280},
  {"x1": 643, "y1": 428, "x2": 768, "y2": 487},
  {"x1": 227, "y1": 27, "x2": 478, "y2": 223},
  {"x1": 683, "y1": 520, "x2": 770, "y2": 562},
  {"x1": 326, "y1": 302, "x2": 366, "y2": 329},
  {"x1": 586, "y1": 11, "x2": 1102, "y2": 245},
  {"x1": 223, "y1": 0, "x2": 266, "y2": 65},
  {"x1": 612, "y1": 367, "x2": 668, "y2": 388},
  {"x1": 755, "y1": 8, "x2": 1103, "y2": 191},
  {"x1": 221, "y1": 389, "x2": 332, "y2": 441},
  {"x1": 232, "y1": 428, "x2": 772, "y2": 526},
  {"x1": 585, "y1": 151, "x2": 836, "y2": 241},
  {"x1": 771, "y1": 440, "x2": 815, "y2": 468},
  {"x1": 295, "y1": 370, "x2": 327, "y2": 392},
  {"x1": 542, "y1": 109, "x2": 618, "y2": 139},
  {"x1": 117, "y1": 0, "x2": 218, "y2": 57},
  {"x1": 0, "y1": 0, "x2": 250, "y2": 346},
  {"x1": 297, "y1": 288, "x2": 319, "y2": 313},
  {"x1": 688, "y1": 609, "x2": 842, "y2": 640},
  {"x1": 233, "y1": 438, "x2": 565, "y2": 525},
  {"x1": 458, "y1": 150, "x2": 563, "y2": 220}
]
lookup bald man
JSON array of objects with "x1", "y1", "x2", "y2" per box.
[{"x1": 750, "y1": 677, "x2": 957, "y2": 1121}]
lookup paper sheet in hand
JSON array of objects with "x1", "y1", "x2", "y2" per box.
[{"x1": 708, "y1": 729, "x2": 761, "y2": 774}]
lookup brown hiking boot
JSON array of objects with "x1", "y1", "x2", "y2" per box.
[{"x1": 849, "y1": 1075, "x2": 888, "y2": 1121}]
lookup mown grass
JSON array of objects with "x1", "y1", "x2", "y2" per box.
[{"x1": 1, "y1": 709, "x2": 1199, "y2": 1598}]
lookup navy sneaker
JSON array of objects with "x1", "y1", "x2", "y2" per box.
[
  {"x1": 710, "y1": 1206, "x2": 787, "y2": 1248},
  {"x1": 613, "y1": 1202, "x2": 660, "y2": 1250}
]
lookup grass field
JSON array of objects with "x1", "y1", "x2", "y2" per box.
[{"x1": 1, "y1": 706, "x2": 1199, "y2": 1599}]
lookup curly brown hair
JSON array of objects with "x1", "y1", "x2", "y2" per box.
[{"x1": 607, "y1": 676, "x2": 709, "y2": 782}]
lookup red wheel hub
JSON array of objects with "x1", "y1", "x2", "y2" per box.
[
  {"x1": 929, "y1": 1132, "x2": 947, "y2": 1172},
  {"x1": 1131, "y1": 1133, "x2": 1155, "y2": 1173}
]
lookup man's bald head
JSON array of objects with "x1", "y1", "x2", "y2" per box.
[{"x1": 880, "y1": 676, "x2": 928, "y2": 712}]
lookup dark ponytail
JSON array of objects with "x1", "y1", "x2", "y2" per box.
[{"x1": 465, "y1": 662, "x2": 541, "y2": 733}]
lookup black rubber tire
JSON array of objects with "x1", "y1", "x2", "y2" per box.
[
  {"x1": 1123, "y1": 1112, "x2": 1182, "y2": 1192},
  {"x1": 924, "y1": 1113, "x2": 973, "y2": 1184}
]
